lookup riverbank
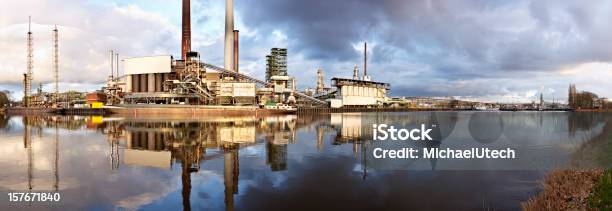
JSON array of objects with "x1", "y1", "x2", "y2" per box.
[
  {"x1": 523, "y1": 115, "x2": 612, "y2": 210},
  {"x1": 5, "y1": 105, "x2": 296, "y2": 117},
  {"x1": 5, "y1": 107, "x2": 55, "y2": 115},
  {"x1": 109, "y1": 105, "x2": 296, "y2": 117},
  {"x1": 522, "y1": 169, "x2": 611, "y2": 210},
  {"x1": 575, "y1": 108, "x2": 612, "y2": 112}
]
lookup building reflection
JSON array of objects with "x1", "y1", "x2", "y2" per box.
[
  {"x1": 325, "y1": 112, "x2": 456, "y2": 171},
  {"x1": 9, "y1": 111, "x2": 612, "y2": 210},
  {"x1": 330, "y1": 113, "x2": 364, "y2": 157},
  {"x1": 261, "y1": 115, "x2": 297, "y2": 171},
  {"x1": 13, "y1": 111, "x2": 460, "y2": 199},
  {"x1": 117, "y1": 119, "x2": 253, "y2": 211},
  {"x1": 13, "y1": 112, "x2": 451, "y2": 209}
]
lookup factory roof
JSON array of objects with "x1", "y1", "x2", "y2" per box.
[{"x1": 331, "y1": 77, "x2": 390, "y2": 89}]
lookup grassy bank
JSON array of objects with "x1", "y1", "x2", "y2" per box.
[
  {"x1": 588, "y1": 169, "x2": 612, "y2": 210},
  {"x1": 522, "y1": 169, "x2": 611, "y2": 210}
]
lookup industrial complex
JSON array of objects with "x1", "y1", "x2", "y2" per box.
[
  {"x1": 14, "y1": 0, "x2": 395, "y2": 115},
  {"x1": 98, "y1": 0, "x2": 391, "y2": 111},
  {"x1": 10, "y1": 0, "x2": 610, "y2": 115}
]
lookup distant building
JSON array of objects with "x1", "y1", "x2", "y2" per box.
[
  {"x1": 594, "y1": 97, "x2": 609, "y2": 109},
  {"x1": 86, "y1": 92, "x2": 107, "y2": 108},
  {"x1": 329, "y1": 78, "x2": 389, "y2": 107},
  {"x1": 265, "y1": 48, "x2": 287, "y2": 82}
]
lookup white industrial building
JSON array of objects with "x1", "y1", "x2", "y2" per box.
[
  {"x1": 119, "y1": 54, "x2": 257, "y2": 105},
  {"x1": 124, "y1": 55, "x2": 174, "y2": 93},
  {"x1": 328, "y1": 78, "x2": 389, "y2": 108}
]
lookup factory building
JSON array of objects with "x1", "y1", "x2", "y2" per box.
[
  {"x1": 117, "y1": 0, "x2": 259, "y2": 106},
  {"x1": 326, "y1": 42, "x2": 390, "y2": 108},
  {"x1": 97, "y1": 0, "x2": 327, "y2": 108},
  {"x1": 258, "y1": 48, "x2": 297, "y2": 107},
  {"x1": 121, "y1": 53, "x2": 256, "y2": 105},
  {"x1": 122, "y1": 55, "x2": 201, "y2": 104},
  {"x1": 124, "y1": 55, "x2": 174, "y2": 94},
  {"x1": 265, "y1": 48, "x2": 287, "y2": 82},
  {"x1": 329, "y1": 78, "x2": 389, "y2": 107},
  {"x1": 217, "y1": 82, "x2": 256, "y2": 105}
]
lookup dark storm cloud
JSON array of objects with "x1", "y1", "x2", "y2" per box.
[
  {"x1": 238, "y1": 0, "x2": 383, "y2": 61},
  {"x1": 238, "y1": 0, "x2": 612, "y2": 76}
]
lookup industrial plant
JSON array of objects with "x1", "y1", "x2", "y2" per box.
[
  {"x1": 95, "y1": 0, "x2": 347, "y2": 113},
  {"x1": 100, "y1": 0, "x2": 392, "y2": 111},
  {"x1": 14, "y1": 0, "x2": 607, "y2": 115},
  {"x1": 12, "y1": 0, "x2": 398, "y2": 116}
]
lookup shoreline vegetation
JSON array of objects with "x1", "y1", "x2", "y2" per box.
[
  {"x1": 524, "y1": 116, "x2": 611, "y2": 210},
  {"x1": 522, "y1": 169, "x2": 610, "y2": 210}
]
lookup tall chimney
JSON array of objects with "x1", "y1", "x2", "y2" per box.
[
  {"x1": 110, "y1": 50, "x2": 114, "y2": 79},
  {"x1": 224, "y1": 0, "x2": 234, "y2": 71},
  {"x1": 364, "y1": 42, "x2": 367, "y2": 77},
  {"x1": 181, "y1": 0, "x2": 191, "y2": 60},
  {"x1": 116, "y1": 53, "x2": 119, "y2": 77},
  {"x1": 233, "y1": 30, "x2": 239, "y2": 72}
]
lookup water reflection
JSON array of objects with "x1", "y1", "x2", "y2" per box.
[{"x1": 0, "y1": 112, "x2": 610, "y2": 210}]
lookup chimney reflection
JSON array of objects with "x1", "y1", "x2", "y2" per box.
[{"x1": 223, "y1": 146, "x2": 239, "y2": 211}]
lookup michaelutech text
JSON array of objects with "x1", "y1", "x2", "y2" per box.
[{"x1": 373, "y1": 147, "x2": 516, "y2": 159}]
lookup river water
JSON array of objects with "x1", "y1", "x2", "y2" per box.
[{"x1": 0, "y1": 111, "x2": 610, "y2": 210}]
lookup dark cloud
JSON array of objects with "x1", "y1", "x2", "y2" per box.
[
  {"x1": 237, "y1": 0, "x2": 612, "y2": 99},
  {"x1": 239, "y1": 0, "x2": 612, "y2": 71},
  {"x1": 238, "y1": 0, "x2": 383, "y2": 61}
]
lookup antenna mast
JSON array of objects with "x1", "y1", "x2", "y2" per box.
[
  {"x1": 53, "y1": 25, "x2": 59, "y2": 104},
  {"x1": 25, "y1": 16, "x2": 34, "y2": 107}
]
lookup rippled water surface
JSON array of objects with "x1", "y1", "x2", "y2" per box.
[{"x1": 0, "y1": 112, "x2": 610, "y2": 210}]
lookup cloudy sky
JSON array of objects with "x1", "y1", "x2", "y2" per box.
[{"x1": 1, "y1": 0, "x2": 611, "y2": 102}]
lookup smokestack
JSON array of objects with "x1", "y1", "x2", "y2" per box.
[
  {"x1": 181, "y1": 0, "x2": 191, "y2": 60},
  {"x1": 364, "y1": 42, "x2": 367, "y2": 77},
  {"x1": 110, "y1": 50, "x2": 114, "y2": 79},
  {"x1": 224, "y1": 0, "x2": 234, "y2": 71},
  {"x1": 116, "y1": 53, "x2": 119, "y2": 77},
  {"x1": 233, "y1": 30, "x2": 239, "y2": 72}
]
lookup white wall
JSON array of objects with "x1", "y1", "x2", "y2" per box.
[
  {"x1": 338, "y1": 85, "x2": 387, "y2": 106},
  {"x1": 124, "y1": 55, "x2": 172, "y2": 75}
]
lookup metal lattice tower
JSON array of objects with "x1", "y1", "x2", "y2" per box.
[
  {"x1": 25, "y1": 16, "x2": 34, "y2": 107},
  {"x1": 53, "y1": 25, "x2": 59, "y2": 104}
]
